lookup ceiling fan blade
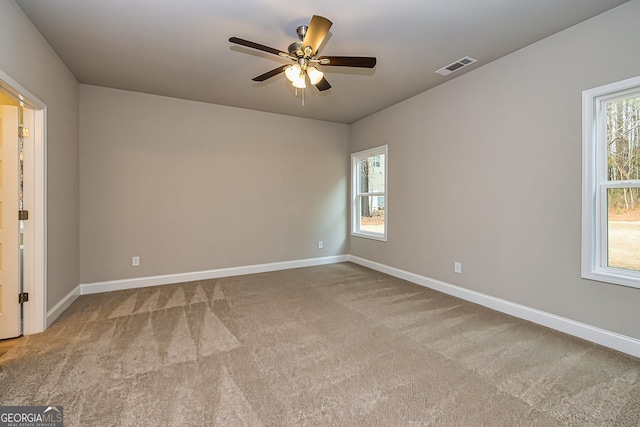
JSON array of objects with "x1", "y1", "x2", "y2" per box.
[
  {"x1": 302, "y1": 15, "x2": 332, "y2": 56},
  {"x1": 252, "y1": 65, "x2": 289, "y2": 82},
  {"x1": 314, "y1": 77, "x2": 331, "y2": 92},
  {"x1": 229, "y1": 37, "x2": 287, "y2": 57},
  {"x1": 318, "y1": 56, "x2": 377, "y2": 68}
]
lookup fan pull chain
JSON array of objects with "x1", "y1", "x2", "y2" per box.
[{"x1": 293, "y1": 87, "x2": 305, "y2": 107}]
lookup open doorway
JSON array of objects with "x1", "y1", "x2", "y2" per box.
[{"x1": 0, "y1": 69, "x2": 46, "y2": 338}]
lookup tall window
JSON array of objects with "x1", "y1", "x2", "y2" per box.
[
  {"x1": 352, "y1": 145, "x2": 387, "y2": 241},
  {"x1": 582, "y1": 76, "x2": 640, "y2": 288}
]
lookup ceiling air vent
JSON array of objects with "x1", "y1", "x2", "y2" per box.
[{"x1": 435, "y1": 56, "x2": 477, "y2": 76}]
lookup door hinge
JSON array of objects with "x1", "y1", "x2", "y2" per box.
[
  {"x1": 18, "y1": 292, "x2": 29, "y2": 304},
  {"x1": 18, "y1": 126, "x2": 29, "y2": 139},
  {"x1": 19, "y1": 210, "x2": 29, "y2": 220}
]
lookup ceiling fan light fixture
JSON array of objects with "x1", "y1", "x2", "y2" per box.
[
  {"x1": 285, "y1": 64, "x2": 306, "y2": 88},
  {"x1": 285, "y1": 64, "x2": 302, "y2": 82},
  {"x1": 291, "y1": 75, "x2": 306, "y2": 89},
  {"x1": 307, "y1": 66, "x2": 324, "y2": 85}
]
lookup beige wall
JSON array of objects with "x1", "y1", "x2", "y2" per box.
[
  {"x1": 0, "y1": 1, "x2": 79, "y2": 311},
  {"x1": 350, "y1": 0, "x2": 640, "y2": 339},
  {"x1": 79, "y1": 85, "x2": 349, "y2": 283}
]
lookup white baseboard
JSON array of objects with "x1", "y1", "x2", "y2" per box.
[
  {"x1": 348, "y1": 255, "x2": 640, "y2": 359},
  {"x1": 46, "y1": 285, "x2": 80, "y2": 328},
  {"x1": 80, "y1": 255, "x2": 349, "y2": 295}
]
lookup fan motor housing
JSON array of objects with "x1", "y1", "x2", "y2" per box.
[{"x1": 288, "y1": 41, "x2": 304, "y2": 58}]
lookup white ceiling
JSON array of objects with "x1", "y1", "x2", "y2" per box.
[{"x1": 16, "y1": 0, "x2": 629, "y2": 124}]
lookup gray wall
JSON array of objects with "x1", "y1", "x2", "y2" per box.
[
  {"x1": 79, "y1": 85, "x2": 349, "y2": 283},
  {"x1": 0, "y1": 1, "x2": 79, "y2": 311},
  {"x1": 349, "y1": 1, "x2": 640, "y2": 339}
]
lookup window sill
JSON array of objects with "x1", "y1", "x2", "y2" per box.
[
  {"x1": 582, "y1": 269, "x2": 640, "y2": 290},
  {"x1": 352, "y1": 231, "x2": 387, "y2": 242}
]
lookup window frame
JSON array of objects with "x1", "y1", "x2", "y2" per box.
[
  {"x1": 582, "y1": 75, "x2": 640, "y2": 289},
  {"x1": 351, "y1": 145, "x2": 388, "y2": 241}
]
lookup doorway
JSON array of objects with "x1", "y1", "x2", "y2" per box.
[{"x1": 0, "y1": 69, "x2": 46, "y2": 338}]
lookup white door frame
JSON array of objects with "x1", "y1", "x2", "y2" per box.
[{"x1": 0, "y1": 68, "x2": 47, "y2": 335}]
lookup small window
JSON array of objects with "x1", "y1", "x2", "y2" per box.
[
  {"x1": 352, "y1": 145, "x2": 387, "y2": 241},
  {"x1": 582, "y1": 76, "x2": 640, "y2": 288}
]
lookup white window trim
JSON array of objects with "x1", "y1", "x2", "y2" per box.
[
  {"x1": 582, "y1": 75, "x2": 640, "y2": 289},
  {"x1": 352, "y1": 145, "x2": 387, "y2": 241}
]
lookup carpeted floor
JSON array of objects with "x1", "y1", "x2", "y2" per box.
[{"x1": 1, "y1": 263, "x2": 639, "y2": 426}]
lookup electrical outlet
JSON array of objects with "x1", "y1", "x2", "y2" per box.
[
  {"x1": 454, "y1": 261, "x2": 462, "y2": 274},
  {"x1": 318, "y1": 240, "x2": 323, "y2": 249},
  {"x1": 132, "y1": 256, "x2": 140, "y2": 267}
]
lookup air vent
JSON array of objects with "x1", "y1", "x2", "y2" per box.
[{"x1": 435, "y1": 56, "x2": 477, "y2": 76}]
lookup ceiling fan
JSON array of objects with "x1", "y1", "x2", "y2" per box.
[{"x1": 229, "y1": 15, "x2": 376, "y2": 92}]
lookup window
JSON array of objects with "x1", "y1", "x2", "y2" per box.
[
  {"x1": 352, "y1": 145, "x2": 387, "y2": 241},
  {"x1": 582, "y1": 76, "x2": 640, "y2": 288}
]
